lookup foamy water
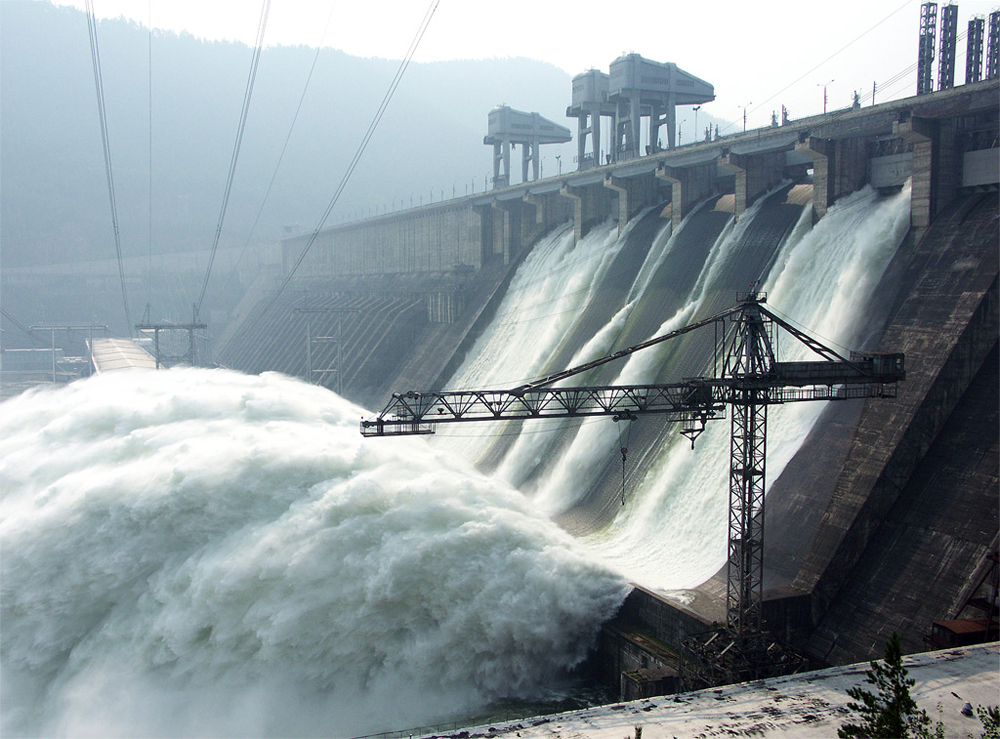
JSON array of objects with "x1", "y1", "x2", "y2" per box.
[
  {"x1": 0, "y1": 368, "x2": 629, "y2": 737},
  {"x1": 585, "y1": 184, "x2": 911, "y2": 590},
  {"x1": 435, "y1": 183, "x2": 910, "y2": 594}
]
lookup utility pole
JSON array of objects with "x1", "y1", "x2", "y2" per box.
[
  {"x1": 135, "y1": 305, "x2": 207, "y2": 369},
  {"x1": 29, "y1": 323, "x2": 110, "y2": 382},
  {"x1": 817, "y1": 79, "x2": 834, "y2": 114}
]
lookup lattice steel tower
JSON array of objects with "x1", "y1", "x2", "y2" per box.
[
  {"x1": 918, "y1": 2, "x2": 938, "y2": 95},
  {"x1": 938, "y1": 3, "x2": 958, "y2": 90},
  {"x1": 987, "y1": 10, "x2": 1000, "y2": 80},
  {"x1": 967, "y1": 16, "x2": 985, "y2": 84}
]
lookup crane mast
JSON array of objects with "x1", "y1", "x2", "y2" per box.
[{"x1": 361, "y1": 291, "x2": 905, "y2": 682}]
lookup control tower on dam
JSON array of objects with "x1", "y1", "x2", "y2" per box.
[{"x1": 217, "y1": 78, "x2": 998, "y2": 676}]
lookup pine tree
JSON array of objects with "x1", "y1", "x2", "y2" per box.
[{"x1": 838, "y1": 632, "x2": 932, "y2": 738}]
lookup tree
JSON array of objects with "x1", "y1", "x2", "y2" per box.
[
  {"x1": 838, "y1": 632, "x2": 933, "y2": 738},
  {"x1": 978, "y1": 705, "x2": 1000, "y2": 739}
]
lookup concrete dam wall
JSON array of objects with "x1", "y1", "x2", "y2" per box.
[{"x1": 218, "y1": 80, "x2": 998, "y2": 685}]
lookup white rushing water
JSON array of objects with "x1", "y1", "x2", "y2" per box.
[
  {"x1": 0, "y1": 368, "x2": 629, "y2": 738},
  {"x1": 1, "y1": 183, "x2": 912, "y2": 738},
  {"x1": 438, "y1": 217, "x2": 638, "y2": 463},
  {"x1": 580, "y1": 184, "x2": 912, "y2": 591},
  {"x1": 440, "y1": 183, "x2": 910, "y2": 594}
]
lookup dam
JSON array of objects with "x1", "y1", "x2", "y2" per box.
[
  {"x1": 2, "y1": 30, "x2": 998, "y2": 738},
  {"x1": 214, "y1": 72, "x2": 1000, "y2": 696}
]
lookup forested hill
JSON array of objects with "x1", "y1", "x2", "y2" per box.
[{"x1": 0, "y1": 1, "x2": 572, "y2": 267}]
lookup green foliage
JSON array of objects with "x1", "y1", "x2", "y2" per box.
[
  {"x1": 978, "y1": 705, "x2": 1000, "y2": 739},
  {"x1": 838, "y1": 633, "x2": 934, "y2": 739}
]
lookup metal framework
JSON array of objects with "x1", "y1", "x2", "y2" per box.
[
  {"x1": 967, "y1": 16, "x2": 985, "y2": 84},
  {"x1": 938, "y1": 3, "x2": 958, "y2": 91},
  {"x1": 361, "y1": 292, "x2": 905, "y2": 663},
  {"x1": 918, "y1": 2, "x2": 938, "y2": 96},
  {"x1": 295, "y1": 307, "x2": 355, "y2": 395},
  {"x1": 988, "y1": 10, "x2": 1000, "y2": 80},
  {"x1": 135, "y1": 319, "x2": 207, "y2": 368}
]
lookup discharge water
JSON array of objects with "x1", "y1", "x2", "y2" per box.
[
  {"x1": 1, "y1": 184, "x2": 910, "y2": 737},
  {"x1": 0, "y1": 369, "x2": 629, "y2": 737},
  {"x1": 438, "y1": 183, "x2": 911, "y2": 592}
]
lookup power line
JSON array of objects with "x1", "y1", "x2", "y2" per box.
[
  {"x1": 195, "y1": 0, "x2": 271, "y2": 318},
  {"x1": 220, "y1": 2, "x2": 339, "y2": 297},
  {"x1": 718, "y1": 0, "x2": 912, "y2": 134},
  {"x1": 0, "y1": 308, "x2": 46, "y2": 346},
  {"x1": 84, "y1": 0, "x2": 133, "y2": 335},
  {"x1": 146, "y1": 0, "x2": 154, "y2": 319},
  {"x1": 263, "y1": 0, "x2": 440, "y2": 317}
]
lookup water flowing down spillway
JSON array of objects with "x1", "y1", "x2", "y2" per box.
[
  {"x1": 438, "y1": 183, "x2": 912, "y2": 593},
  {"x1": 0, "y1": 369, "x2": 629, "y2": 737},
  {"x1": 1, "y1": 183, "x2": 912, "y2": 738}
]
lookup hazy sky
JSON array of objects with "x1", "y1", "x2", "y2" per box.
[{"x1": 49, "y1": 0, "x2": 999, "y2": 131}]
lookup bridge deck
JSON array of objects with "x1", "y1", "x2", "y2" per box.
[{"x1": 91, "y1": 338, "x2": 156, "y2": 373}]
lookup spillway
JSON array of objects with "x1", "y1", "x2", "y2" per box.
[
  {"x1": 436, "y1": 183, "x2": 910, "y2": 593},
  {"x1": 3, "y1": 177, "x2": 995, "y2": 737}
]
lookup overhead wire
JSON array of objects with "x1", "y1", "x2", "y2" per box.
[
  {"x1": 717, "y1": 0, "x2": 912, "y2": 135},
  {"x1": 263, "y1": 0, "x2": 441, "y2": 317},
  {"x1": 146, "y1": 0, "x2": 153, "y2": 322},
  {"x1": 0, "y1": 308, "x2": 46, "y2": 346},
  {"x1": 219, "y1": 4, "x2": 340, "y2": 298},
  {"x1": 84, "y1": 0, "x2": 133, "y2": 335},
  {"x1": 195, "y1": 0, "x2": 271, "y2": 319}
]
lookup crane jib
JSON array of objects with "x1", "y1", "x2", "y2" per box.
[{"x1": 358, "y1": 295, "x2": 905, "y2": 438}]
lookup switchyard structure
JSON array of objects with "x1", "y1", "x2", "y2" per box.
[
  {"x1": 938, "y1": 3, "x2": 958, "y2": 90},
  {"x1": 361, "y1": 292, "x2": 906, "y2": 685},
  {"x1": 967, "y1": 15, "x2": 985, "y2": 83},
  {"x1": 922, "y1": 2, "x2": 1000, "y2": 90},
  {"x1": 135, "y1": 307, "x2": 207, "y2": 369},
  {"x1": 988, "y1": 9, "x2": 1000, "y2": 80},
  {"x1": 917, "y1": 2, "x2": 938, "y2": 95},
  {"x1": 484, "y1": 105, "x2": 571, "y2": 188}
]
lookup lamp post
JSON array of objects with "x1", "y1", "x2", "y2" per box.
[
  {"x1": 741, "y1": 102, "x2": 752, "y2": 132},
  {"x1": 693, "y1": 105, "x2": 701, "y2": 138},
  {"x1": 817, "y1": 79, "x2": 833, "y2": 114},
  {"x1": 556, "y1": 154, "x2": 562, "y2": 175}
]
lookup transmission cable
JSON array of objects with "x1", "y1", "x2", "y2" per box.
[
  {"x1": 0, "y1": 308, "x2": 46, "y2": 346},
  {"x1": 219, "y1": 3, "x2": 339, "y2": 297},
  {"x1": 717, "y1": 0, "x2": 911, "y2": 135},
  {"x1": 146, "y1": 0, "x2": 154, "y2": 320},
  {"x1": 84, "y1": 0, "x2": 133, "y2": 335},
  {"x1": 195, "y1": 0, "x2": 271, "y2": 319},
  {"x1": 263, "y1": 0, "x2": 440, "y2": 317}
]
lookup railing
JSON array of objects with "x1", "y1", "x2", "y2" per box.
[{"x1": 349, "y1": 707, "x2": 566, "y2": 739}]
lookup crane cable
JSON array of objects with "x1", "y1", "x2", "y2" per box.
[
  {"x1": 84, "y1": 0, "x2": 133, "y2": 336},
  {"x1": 195, "y1": 0, "x2": 271, "y2": 319},
  {"x1": 219, "y1": 3, "x2": 339, "y2": 297},
  {"x1": 263, "y1": 0, "x2": 440, "y2": 317},
  {"x1": 615, "y1": 415, "x2": 634, "y2": 506}
]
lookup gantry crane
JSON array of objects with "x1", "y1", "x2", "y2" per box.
[{"x1": 361, "y1": 291, "x2": 905, "y2": 682}]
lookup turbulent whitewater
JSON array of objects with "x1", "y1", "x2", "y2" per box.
[
  {"x1": 0, "y1": 369, "x2": 629, "y2": 737},
  {"x1": 0, "y1": 181, "x2": 912, "y2": 737},
  {"x1": 438, "y1": 183, "x2": 911, "y2": 592}
]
